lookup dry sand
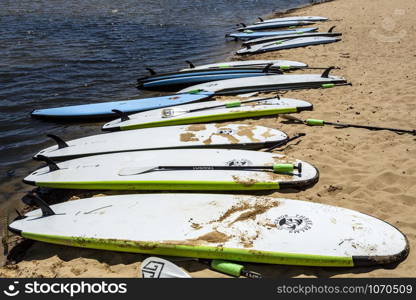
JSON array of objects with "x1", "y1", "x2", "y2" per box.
[{"x1": 1, "y1": 0, "x2": 415, "y2": 278}]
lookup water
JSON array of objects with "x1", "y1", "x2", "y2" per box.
[{"x1": 0, "y1": 0, "x2": 316, "y2": 205}]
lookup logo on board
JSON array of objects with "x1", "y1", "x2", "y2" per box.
[
  {"x1": 217, "y1": 128, "x2": 234, "y2": 135},
  {"x1": 275, "y1": 214, "x2": 312, "y2": 233},
  {"x1": 226, "y1": 159, "x2": 252, "y2": 167}
]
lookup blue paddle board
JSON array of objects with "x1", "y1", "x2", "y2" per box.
[
  {"x1": 137, "y1": 69, "x2": 282, "y2": 91},
  {"x1": 31, "y1": 90, "x2": 214, "y2": 121}
]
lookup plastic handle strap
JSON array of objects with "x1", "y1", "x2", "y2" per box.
[
  {"x1": 211, "y1": 260, "x2": 243, "y2": 277},
  {"x1": 321, "y1": 83, "x2": 335, "y2": 88},
  {"x1": 306, "y1": 119, "x2": 325, "y2": 126},
  {"x1": 225, "y1": 101, "x2": 241, "y2": 108},
  {"x1": 273, "y1": 163, "x2": 294, "y2": 173},
  {"x1": 274, "y1": 41, "x2": 283, "y2": 45},
  {"x1": 187, "y1": 89, "x2": 202, "y2": 94},
  {"x1": 218, "y1": 65, "x2": 230, "y2": 68},
  {"x1": 279, "y1": 65, "x2": 291, "y2": 70}
]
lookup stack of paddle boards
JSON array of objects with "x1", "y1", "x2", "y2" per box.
[{"x1": 10, "y1": 12, "x2": 409, "y2": 274}]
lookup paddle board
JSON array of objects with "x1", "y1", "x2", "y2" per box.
[
  {"x1": 24, "y1": 149, "x2": 318, "y2": 191},
  {"x1": 256, "y1": 16, "x2": 328, "y2": 24},
  {"x1": 227, "y1": 27, "x2": 318, "y2": 40},
  {"x1": 30, "y1": 91, "x2": 213, "y2": 121},
  {"x1": 102, "y1": 97, "x2": 312, "y2": 131},
  {"x1": 137, "y1": 68, "x2": 282, "y2": 92},
  {"x1": 9, "y1": 194, "x2": 408, "y2": 267},
  {"x1": 237, "y1": 36, "x2": 341, "y2": 55},
  {"x1": 180, "y1": 60, "x2": 307, "y2": 71},
  {"x1": 178, "y1": 72, "x2": 347, "y2": 95},
  {"x1": 237, "y1": 20, "x2": 314, "y2": 31},
  {"x1": 242, "y1": 27, "x2": 341, "y2": 45},
  {"x1": 36, "y1": 124, "x2": 288, "y2": 160}
]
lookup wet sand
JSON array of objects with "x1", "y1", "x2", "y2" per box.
[{"x1": 1, "y1": 0, "x2": 415, "y2": 277}]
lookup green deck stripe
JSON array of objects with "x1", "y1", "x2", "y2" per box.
[
  {"x1": 36, "y1": 180, "x2": 280, "y2": 191},
  {"x1": 21, "y1": 232, "x2": 354, "y2": 267},
  {"x1": 120, "y1": 107, "x2": 299, "y2": 131}
]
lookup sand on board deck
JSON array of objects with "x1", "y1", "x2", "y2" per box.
[{"x1": 1, "y1": 0, "x2": 415, "y2": 278}]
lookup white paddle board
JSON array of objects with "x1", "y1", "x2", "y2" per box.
[
  {"x1": 178, "y1": 73, "x2": 347, "y2": 95},
  {"x1": 237, "y1": 36, "x2": 341, "y2": 55},
  {"x1": 256, "y1": 16, "x2": 328, "y2": 24},
  {"x1": 8, "y1": 194, "x2": 408, "y2": 267},
  {"x1": 102, "y1": 97, "x2": 312, "y2": 131},
  {"x1": 36, "y1": 124, "x2": 288, "y2": 160},
  {"x1": 24, "y1": 149, "x2": 318, "y2": 191},
  {"x1": 180, "y1": 60, "x2": 307, "y2": 71}
]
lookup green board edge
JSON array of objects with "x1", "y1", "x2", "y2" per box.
[
  {"x1": 21, "y1": 232, "x2": 354, "y2": 267},
  {"x1": 120, "y1": 107, "x2": 299, "y2": 131},
  {"x1": 35, "y1": 180, "x2": 280, "y2": 191}
]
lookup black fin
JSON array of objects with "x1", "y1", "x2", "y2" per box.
[
  {"x1": 328, "y1": 26, "x2": 336, "y2": 33},
  {"x1": 246, "y1": 44, "x2": 251, "y2": 50},
  {"x1": 15, "y1": 209, "x2": 22, "y2": 218},
  {"x1": 112, "y1": 109, "x2": 130, "y2": 122},
  {"x1": 145, "y1": 67, "x2": 156, "y2": 75},
  {"x1": 240, "y1": 23, "x2": 246, "y2": 27},
  {"x1": 296, "y1": 162, "x2": 302, "y2": 173},
  {"x1": 185, "y1": 60, "x2": 195, "y2": 68},
  {"x1": 46, "y1": 134, "x2": 68, "y2": 149},
  {"x1": 33, "y1": 155, "x2": 60, "y2": 172},
  {"x1": 262, "y1": 63, "x2": 273, "y2": 73},
  {"x1": 321, "y1": 66, "x2": 336, "y2": 78},
  {"x1": 275, "y1": 94, "x2": 280, "y2": 99},
  {"x1": 22, "y1": 194, "x2": 55, "y2": 217},
  {"x1": 258, "y1": 17, "x2": 264, "y2": 22}
]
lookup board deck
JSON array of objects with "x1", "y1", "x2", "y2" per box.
[
  {"x1": 180, "y1": 60, "x2": 307, "y2": 71},
  {"x1": 255, "y1": 16, "x2": 328, "y2": 24},
  {"x1": 137, "y1": 69, "x2": 283, "y2": 92},
  {"x1": 243, "y1": 31, "x2": 342, "y2": 45},
  {"x1": 36, "y1": 124, "x2": 288, "y2": 160},
  {"x1": 9, "y1": 194, "x2": 409, "y2": 267},
  {"x1": 24, "y1": 149, "x2": 319, "y2": 191},
  {"x1": 178, "y1": 74, "x2": 347, "y2": 95},
  {"x1": 237, "y1": 36, "x2": 341, "y2": 55},
  {"x1": 30, "y1": 91, "x2": 213, "y2": 120},
  {"x1": 102, "y1": 97, "x2": 312, "y2": 131},
  {"x1": 227, "y1": 27, "x2": 318, "y2": 40},
  {"x1": 238, "y1": 20, "x2": 314, "y2": 31}
]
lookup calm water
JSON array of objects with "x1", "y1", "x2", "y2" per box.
[{"x1": 0, "y1": 0, "x2": 316, "y2": 204}]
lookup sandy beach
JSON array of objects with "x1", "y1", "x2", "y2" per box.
[{"x1": 1, "y1": 0, "x2": 415, "y2": 278}]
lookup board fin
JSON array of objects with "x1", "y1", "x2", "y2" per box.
[
  {"x1": 22, "y1": 194, "x2": 55, "y2": 217},
  {"x1": 46, "y1": 134, "x2": 68, "y2": 149},
  {"x1": 33, "y1": 155, "x2": 60, "y2": 172},
  {"x1": 258, "y1": 17, "x2": 264, "y2": 22},
  {"x1": 185, "y1": 60, "x2": 195, "y2": 69},
  {"x1": 240, "y1": 23, "x2": 246, "y2": 27},
  {"x1": 321, "y1": 66, "x2": 336, "y2": 78},
  {"x1": 328, "y1": 25, "x2": 336, "y2": 33},
  {"x1": 262, "y1": 63, "x2": 273, "y2": 73},
  {"x1": 146, "y1": 67, "x2": 156, "y2": 75},
  {"x1": 112, "y1": 109, "x2": 130, "y2": 122}
]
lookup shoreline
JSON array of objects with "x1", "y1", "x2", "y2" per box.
[{"x1": 1, "y1": 0, "x2": 415, "y2": 278}]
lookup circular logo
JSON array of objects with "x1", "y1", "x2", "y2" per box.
[
  {"x1": 274, "y1": 214, "x2": 312, "y2": 233},
  {"x1": 217, "y1": 128, "x2": 234, "y2": 135},
  {"x1": 225, "y1": 159, "x2": 252, "y2": 167}
]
